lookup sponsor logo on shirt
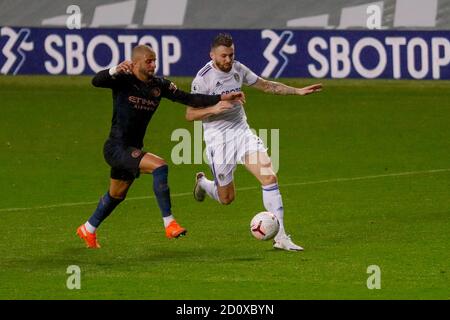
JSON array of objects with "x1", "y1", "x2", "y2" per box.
[
  {"x1": 220, "y1": 87, "x2": 241, "y2": 95},
  {"x1": 128, "y1": 96, "x2": 158, "y2": 111}
]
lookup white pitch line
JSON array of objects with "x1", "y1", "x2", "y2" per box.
[{"x1": 1, "y1": 168, "x2": 449, "y2": 213}]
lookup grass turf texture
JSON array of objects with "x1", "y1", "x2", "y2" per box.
[{"x1": 0, "y1": 76, "x2": 449, "y2": 299}]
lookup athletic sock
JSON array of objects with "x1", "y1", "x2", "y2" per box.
[
  {"x1": 87, "y1": 192, "x2": 123, "y2": 231},
  {"x1": 163, "y1": 215, "x2": 175, "y2": 228},
  {"x1": 84, "y1": 221, "x2": 97, "y2": 234},
  {"x1": 262, "y1": 183, "x2": 286, "y2": 238},
  {"x1": 199, "y1": 176, "x2": 221, "y2": 202},
  {"x1": 152, "y1": 165, "x2": 173, "y2": 219}
]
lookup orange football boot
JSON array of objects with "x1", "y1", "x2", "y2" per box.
[
  {"x1": 76, "y1": 224, "x2": 101, "y2": 248},
  {"x1": 165, "y1": 220, "x2": 187, "y2": 239}
]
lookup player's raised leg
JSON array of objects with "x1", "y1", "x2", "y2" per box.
[
  {"x1": 243, "y1": 151, "x2": 303, "y2": 251},
  {"x1": 194, "y1": 144, "x2": 237, "y2": 205},
  {"x1": 195, "y1": 172, "x2": 236, "y2": 205},
  {"x1": 77, "y1": 178, "x2": 132, "y2": 248},
  {"x1": 139, "y1": 152, "x2": 186, "y2": 238},
  {"x1": 193, "y1": 172, "x2": 208, "y2": 201}
]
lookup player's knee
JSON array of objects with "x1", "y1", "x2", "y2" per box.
[
  {"x1": 219, "y1": 193, "x2": 235, "y2": 205},
  {"x1": 109, "y1": 190, "x2": 127, "y2": 200},
  {"x1": 154, "y1": 160, "x2": 167, "y2": 170},
  {"x1": 261, "y1": 174, "x2": 277, "y2": 186},
  {"x1": 149, "y1": 158, "x2": 167, "y2": 173},
  {"x1": 141, "y1": 158, "x2": 167, "y2": 174}
]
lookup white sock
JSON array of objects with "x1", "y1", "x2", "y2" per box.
[
  {"x1": 199, "y1": 177, "x2": 221, "y2": 202},
  {"x1": 84, "y1": 221, "x2": 97, "y2": 234},
  {"x1": 163, "y1": 215, "x2": 175, "y2": 228},
  {"x1": 262, "y1": 183, "x2": 286, "y2": 238}
]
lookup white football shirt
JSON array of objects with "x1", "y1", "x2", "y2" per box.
[{"x1": 191, "y1": 60, "x2": 259, "y2": 146}]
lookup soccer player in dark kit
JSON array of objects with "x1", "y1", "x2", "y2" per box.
[{"x1": 77, "y1": 45, "x2": 245, "y2": 248}]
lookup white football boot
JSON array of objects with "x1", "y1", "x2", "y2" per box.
[
  {"x1": 193, "y1": 172, "x2": 206, "y2": 202},
  {"x1": 273, "y1": 234, "x2": 304, "y2": 251}
]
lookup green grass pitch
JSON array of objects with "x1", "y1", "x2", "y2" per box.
[{"x1": 0, "y1": 76, "x2": 449, "y2": 299}]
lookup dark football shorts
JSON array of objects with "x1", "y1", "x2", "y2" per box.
[{"x1": 103, "y1": 139, "x2": 146, "y2": 181}]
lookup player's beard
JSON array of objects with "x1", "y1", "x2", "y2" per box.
[
  {"x1": 140, "y1": 67, "x2": 154, "y2": 78},
  {"x1": 215, "y1": 61, "x2": 232, "y2": 73}
]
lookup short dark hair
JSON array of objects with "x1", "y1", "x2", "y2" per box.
[{"x1": 211, "y1": 33, "x2": 233, "y2": 49}]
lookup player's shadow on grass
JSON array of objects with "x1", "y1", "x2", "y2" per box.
[
  {"x1": 223, "y1": 257, "x2": 263, "y2": 262},
  {"x1": 129, "y1": 250, "x2": 264, "y2": 264},
  {"x1": 5, "y1": 247, "x2": 265, "y2": 272},
  {"x1": 63, "y1": 246, "x2": 264, "y2": 264}
]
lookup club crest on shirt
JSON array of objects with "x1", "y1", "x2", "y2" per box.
[
  {"x1": 218, "y1": 174, "x2": 225, "y2": 181},
  {"x1": 151, "y1": 87, "x2": 161, "y2": 97},
  {"x1": 193, "y1": 84, "x2": 199, "y2": 92},
  {"x1": 233, "y1": 73, "x2": 240, "y2": 82}
]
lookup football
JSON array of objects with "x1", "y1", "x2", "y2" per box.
[{"x1": 250, "y1": 211, "x2": 280, "y2": 240}]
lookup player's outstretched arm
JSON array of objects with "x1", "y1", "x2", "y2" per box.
[
  {"x1": 221, "y1": 91, "x2": 246, "y2": 104},
  {"x1": 185, "y1": 102, "x2": 234, "y2": 121},
  {"x1": 162, "y1": 79, "x2": 246, "y2": 107},
  {"x1": 251, "y1": 78, "x2": 322, "y2": 96}
]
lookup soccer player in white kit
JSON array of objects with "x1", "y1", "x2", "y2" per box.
[{"x1": 186, "y1": 34, "x2": 322, "y2": 251}]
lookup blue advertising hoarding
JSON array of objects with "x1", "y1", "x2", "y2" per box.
[{"x1": 1, "y1": 26, "x2": 450, "y2": 79}]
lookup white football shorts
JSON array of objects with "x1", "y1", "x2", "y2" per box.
[{"x1": 205, "y1": 129, "x2": 268, "y2": 186}]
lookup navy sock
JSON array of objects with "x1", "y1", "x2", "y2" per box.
[
  {"x1": 88, "y1": 192, "x2": 123, "y2": 228},
  {"x1": 152, "y1": 165, "x2": 172, "y2": 217}
]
